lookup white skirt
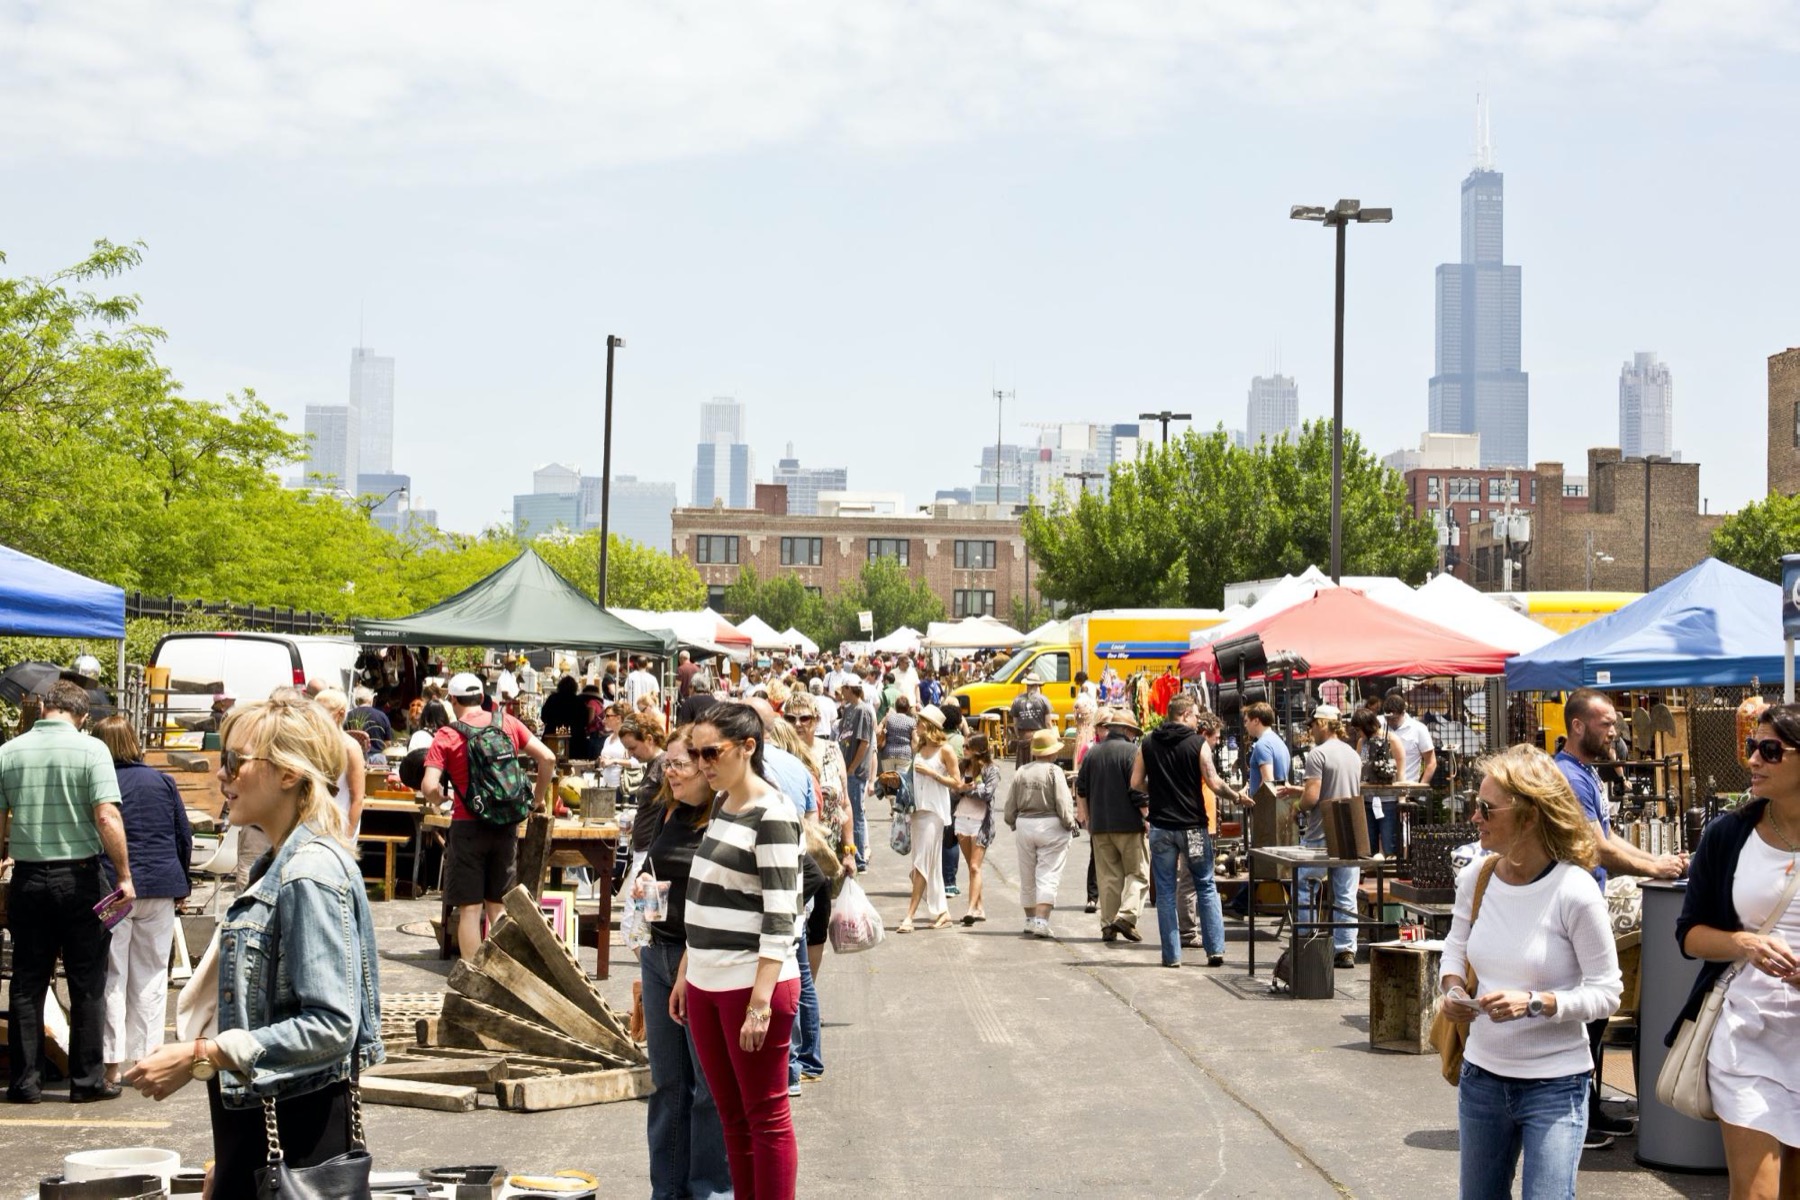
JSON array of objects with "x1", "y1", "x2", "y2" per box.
[{"x1": 910, "y1": 810, "x2": 947, "y2": 918}]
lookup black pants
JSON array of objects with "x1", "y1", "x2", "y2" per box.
[
  {"x1": 6, "y1": 858, "x2": 112, "y2": 1098},
  {"x1": 1586, "y1": 1016, "x2": 1608, "y2": 1113},
  {"x1": 209, "y1": 1078, "x2": 354, "y2": 1195}
]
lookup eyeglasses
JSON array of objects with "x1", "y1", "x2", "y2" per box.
[
  {"x1": 222, "y1": 749, "x2": 264, "y2": 779},
  {"x1": 664, "y1": 757, "x2": 698, "y2": 776},
  {"x1": 785, "y1": 714, "x2": 816, "y2": 724},
  {"x1": 1747, "y1": 737, "x2": 1795, "y2": 763},
  {"x1": 1474, "y1": 797, "x2": 1517, "y2": 820},
  {"x1": 693, "y1": 743, "x2": 735, "y2": 765}
]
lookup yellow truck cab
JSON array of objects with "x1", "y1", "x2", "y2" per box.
[{"x1": 950, "y1": 609, "x2": 1226, "y2": 723}]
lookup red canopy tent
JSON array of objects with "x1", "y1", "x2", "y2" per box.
[{"x1": 1179, "y1": 587, "x2": 1512, "y2": 681}]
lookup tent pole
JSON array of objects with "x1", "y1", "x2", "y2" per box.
[
  {"x1": 116, "y1": 637, "x2": 127, "y2": 692},
  {"x1": 1786, "y1": 637, "x2": 1794, "y2": 705}
]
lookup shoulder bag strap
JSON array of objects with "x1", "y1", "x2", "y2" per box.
[
  {"x1": 1461, "y1": 856, "x2": 1501, "y2": 993},
  {"x1": 1721, "y1": 858, "x2": 1800, "y2": 989}
]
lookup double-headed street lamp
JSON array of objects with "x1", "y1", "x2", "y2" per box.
[
  {"x1": 1290, "y1": 198, "x2": 1392, "y2": 583},
  {"x1": 1137, "y1": 410, "x2": 1192, "y2": 446},
  {"x1": 598, "y1": 334, "x2": 626, "y2": 605}
]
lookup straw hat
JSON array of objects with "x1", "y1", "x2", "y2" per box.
[
  {"x1": 1029, "y1": 728, "x2": 1062, "y2": 758},
  {"x1": 917, "y1": 704, "x2": 946, "y2": 728},
  {"x1": 1101, "y1": 708, "x2": 1141, "y2": 734},
  {"x1": 1021, "y1": 671, "x2": 1043, "y2": 686}
]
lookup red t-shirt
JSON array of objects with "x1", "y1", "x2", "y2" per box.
[{"x1": 425, "y1": 711, "x2": 533, "y2": 821}]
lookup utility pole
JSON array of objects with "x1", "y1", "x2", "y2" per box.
[
  {"x1": 598, "y1": 334, "x2": 625, "y2": 605},
  {"x1": 1063, "y1": 469, "x2": 1104, "y2": 495},
  {"x1": 1137, "y1": 410, "x2": 1192, "y2": 446},
  {"x1": 993, "y1": 389, "x2": 1014, "y2": 506}
]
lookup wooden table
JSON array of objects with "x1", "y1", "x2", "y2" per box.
[
  {"x1": 1247, "y1": 845, "x2": 1395, "y2": 982},
  {"x1": 360, "y1": 796, "x2": 428, "y2": 898},
  {"x1": 543, "y1": 820, "x2": 619, "y2": 980}
]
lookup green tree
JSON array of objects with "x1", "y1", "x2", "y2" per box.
[
  {"x1": 720, "y1": 566, "x2": 831, "y2": 644},
  {"x1": 1024, "y1": 421, "x2": 1437, "y2": 610},
  {"x1": 529, "y1": 530, "x2": 707, "y2": 611},
  {"x1": 825, "y1": 558, "x2": 946, "y2": 644},
  {"x1": 1710, "y1": 492, "x2": 1800, "y2": 582}
]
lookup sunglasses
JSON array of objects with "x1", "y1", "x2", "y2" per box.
[
  {"x1": 1747, "y1": 736, "x2": 1796, "y2": 763},
  {"x1": 784, "y1": 713, "x2": 816, "y2": 723},
  {"x1": 222, "y1": 748, "x2": 264, "y2": 780},
  {"x1": 693, "y1": 743, "x2": 737, "y2": 765},
  {"x1": 1474, "y1": 797, "x2": 1516, "y2": 820}
]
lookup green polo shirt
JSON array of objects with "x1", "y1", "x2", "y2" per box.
[{"x1": 0, "y1": 718, "x2": 121, "y2": 862}]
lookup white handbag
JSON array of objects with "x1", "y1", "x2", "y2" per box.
[{"x1": 1655, "y1": 861, "x2": 1800, "y2": 1121}]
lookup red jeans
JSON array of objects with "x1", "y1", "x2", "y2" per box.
[{"x1": 685, "y1": 977, "x2": 801, "y2": 1200}]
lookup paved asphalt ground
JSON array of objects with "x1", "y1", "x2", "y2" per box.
[{"x1": 3, "y1": 779, "x2": 1727, "y2": 1197}]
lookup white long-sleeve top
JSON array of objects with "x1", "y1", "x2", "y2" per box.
[{"x1": 1439, "y1": 858, "x2": 1622, "y2": 1080}]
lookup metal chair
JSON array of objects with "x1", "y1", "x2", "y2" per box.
[{"x1": 190, "y1": 826, "x2": 240, "y2": 914}]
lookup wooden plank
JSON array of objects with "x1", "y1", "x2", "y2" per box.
[
  {"x1": 515, "y1": 813, "x2": 554, "y2": 900},
  {"x1": 495, "y1": 1066, "x2": 655, "y2": 1112},
  {"x1": 439, "y1": 993, "x2": 615, "y2": 1065},
  {"x1": 496, "y1": 887, "x2": 633, "y2": 1042},
  {"x1": 360, "y1": 1076, "x2": 478, "y2": 1113},
  {"x1": 414, "y1": 1017, "x2": 439, "y2": 1048},
  {"x1": 469, "y1": 942, "x2": 640, "y2": 1061},
  {"x1": 406, "y1": 1047, "x2": 599, "y2": 1075},
  {"x1": 447, "y1": 958, "x2": 557, "y2": 1031},
  {"x1": 365, "y1": 1057, "x2": 506, "y2": 1087}
]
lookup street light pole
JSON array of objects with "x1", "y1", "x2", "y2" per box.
[
  {"x1": 993, "y1": 389, "x2": 1014, "y2": 507},
  {"x1": 1063, "y1": 469, "x2": 1104, "y2": 495},
  {"x1": 598, "y1": 334, "x2": 625, "y2": 605},
  {"x1": 1639, "y1": 454, "x2": 1670, "y2": 592},
  {"x1": 1291, "y1": 198, "x2": 1393, "y2": 583},
  {"x1": 1137, "y1": 410, "x2": 1192, "y2": 446}
]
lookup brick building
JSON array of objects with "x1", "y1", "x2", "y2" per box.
[
  {"x1": 671, "y1": 499, "x2": 1034, "y2": 619},
  {"x1": 1400, "y1": 464, "x2": 1536, "y2": 583},
  {"x1": 1465, "y1": 448, "x2": 1721, "y2": 592},
  {"x1": 1767, "y1": 347, "x2": 1800, "y2": 496}
]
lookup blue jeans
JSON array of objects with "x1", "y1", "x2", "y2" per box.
[
  {"x1": 1295, "y1": 858, "x2": 1361, "y2": 955},
  {"x1": 1364, "y1": 797, "x2": 1400, "y2": 857},
  {"x1": 943, "y1": 828, "x2": 961, "y2": 887},
  {"x1": 638, "y1": 942, "x2": 733, "y2": 1200},
  {"x1": 847, "y1": 774, "x2": 868, "y2": 868},
  {"x1": 788, "y1": 933, "x2": 823, "y2": 1083},
  {"x1": 1457, "y1": 1061, "x2": 1588, "y2": 1200},
  {"x1": 1149, "y1": 826, "x2": 1225, "y2": 963}
]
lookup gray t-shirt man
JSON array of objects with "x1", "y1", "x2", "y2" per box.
[
  {"x1": 838, "y1": 700, "x2": 875, "y2": 782},
  {"x1": 1299, "y1": 736, "x2": 1364, "y2": 847}
]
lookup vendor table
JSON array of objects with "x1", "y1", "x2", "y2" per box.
[
  {"x1": 1247, "y1": 846, "x2": 1395, "y2": 981},
  {"x1": 545, "y1": 821, "x2": 621, "y2": 978},
  {"x1": 360, "y1": 796, "x2": 428, "y2": 899}
]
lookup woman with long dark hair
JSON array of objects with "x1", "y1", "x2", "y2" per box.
[
  {"x1": 671, "y1": 702, "x2": 803, "y2": 1199},
  {"x1": 953, "y1": 733, "x2": 999, "y2": 925}
]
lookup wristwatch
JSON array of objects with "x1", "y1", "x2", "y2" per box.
[
  {"x1": 1525, "y1": 992, "x2": 1546, "y2": 1019},
  {"x1": 189, "y1": 1038, "x2": 218, "y2": 1082}
]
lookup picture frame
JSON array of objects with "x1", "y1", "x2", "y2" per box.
[{"x1": 537, "y1": 889, "x2": 580, "y2": 957}]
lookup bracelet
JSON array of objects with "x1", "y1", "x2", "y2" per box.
[
  {"x1": 842, "y1": 843, "x2": 857, "y2": 855},
  {"x1": 746, "y1": 1006, "x2": 772, "y2": 1022}
]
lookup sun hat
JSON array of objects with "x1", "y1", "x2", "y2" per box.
[
  {"x1": 1313, "y1": 703, "x2": 1342, "y2": 722},
  {"x1": 1021, "y1": 671, "x2": 1043, "y2": 686},
  {"x1": 448, "y1": 672, "x2": 485, "y2": 699},
  {"x1": 1102, "y1": 708, "x2": 1141, "y2": 734},
  {"x1": 1029, "y1": 728, "x2": 1062, "y2": 758},
  {"x1": 917, "y1": 704, "x2": 945, "y2": 728}
]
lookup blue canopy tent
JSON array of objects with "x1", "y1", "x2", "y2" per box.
[
  {"x1": 0, "y1": 543, "x2": 129, "y2": 687},
  {"x1": 1506, "y1": 558, "x2": 1783, "y2": 691}
]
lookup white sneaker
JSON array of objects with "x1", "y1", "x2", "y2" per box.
[{"x1": 1032, "y1": 919, "x2": 1054, "y2": 939}]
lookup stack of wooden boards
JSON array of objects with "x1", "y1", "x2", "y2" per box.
[{"x1": 369, "y1": 886, "x2": 651, "y2": 1113}]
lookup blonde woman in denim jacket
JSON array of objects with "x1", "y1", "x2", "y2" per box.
[{"x1": 127, "y1": 697, "x2": 383, "y2": 1196}]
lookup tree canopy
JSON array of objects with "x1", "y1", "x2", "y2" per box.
[
  {"x1": 717, "y1": 558, "x2": 945, "y2": 649},
  {"x1": 1710, "y1": 491, "x2": 1800, "y2": 582},
  {"x1": 1022, "y1": 421, "x2": 1437, "y2": 610},
  {"x1": 0, "y1": 242, "x2": 703, "y2": 625}
]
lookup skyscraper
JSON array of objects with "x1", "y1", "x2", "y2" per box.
[
  {"x1": 1428, "y1": 101, "x2": 1529, "y2": 469},
  {"x1": 1246, "y1": 375, "x2": 1300, "y2": 446},
  {"x1": 691, "y1": 397, "x2": 754, "y2": 507},
  {"x1": 301, "y1": 404, "x2": 358, "y2": 490},
  {"x1": 773, "y1": 444, "x2": 849, "y2": 516},
  {"x1": 350, "y1": 347, "x2": 395, "y2": 475},
  {"x1": 1619, "y1": 352, "x2": 1675, "y2": 460}
]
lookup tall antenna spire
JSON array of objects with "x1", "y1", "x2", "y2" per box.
[{"x1": 1475, "y1": 93, "x2": 1494, "y2": 171}]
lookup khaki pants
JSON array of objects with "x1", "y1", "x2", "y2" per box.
[{"x1": 1091, "y1": 832, "x2": 1149, "y2": 931}]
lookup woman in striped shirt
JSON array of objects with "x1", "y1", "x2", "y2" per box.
[{"x1": 671, "y1": 701, "x2": 803, "y2": 1199}]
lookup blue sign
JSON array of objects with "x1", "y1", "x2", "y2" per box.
[{"x1": 1782, "y1": 555, "x2": 1800, "y2": 639}]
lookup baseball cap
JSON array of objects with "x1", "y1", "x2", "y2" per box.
[
  {"x1": 448, "y1": 673, "x2": 485, "y2": 699},
  {"x1": 1313, "y1": 703, "x2": 1341, "y2": 721}
]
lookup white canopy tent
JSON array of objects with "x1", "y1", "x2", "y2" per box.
[
  {"x1": 733, "y1": 614, "x2": 794, "y2": 652},
  {"x1": 871, "y1": 626, "x2": 923, "y2": 654},
  {"x1": 922, "y1": 616, "x2": 1027, "y2": 649},
  {"x1": 1411, "y1": 573, "x2": 1559, "y2": 655},
  {"x1": 611, "y1": 608, "x2": 753, "y2": 662},
  {"x1": 782, "y1": 627, "x2": 820, "y2": 656},
  {"x1": 1191, "y1": 567, "x2": 1424, "y2": 648},
  {"x1": 1022, "y1": 619, "x2": 1070, "y2": 645}
]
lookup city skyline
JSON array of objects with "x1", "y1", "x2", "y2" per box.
[
  {"x1": 1620, "y1": 351, "x2": 1676, "y2": 461},
  {"x1": 6, "y1": 6, "x2": 1796, "y2": 533}
]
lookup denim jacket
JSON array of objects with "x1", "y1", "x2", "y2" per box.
[{"x1": 212, "y1": 822, "x2": 384, "y2": 1108}]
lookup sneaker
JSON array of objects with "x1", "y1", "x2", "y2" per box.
[
  {"x1": 945, "y1": 885, "x2": 961, "y2": 897},
  {"x1": 1084, "y1": 901, "x2": 1098, "y2": 913},
  {"x1": 1582, "y1": 1129, "x2": 1614, "y2": 1151},
  {"x1": 801, "y1": 1072, "x2": 824, "y2": 1082},
  {"x1": 1334, "y1": 951, "x2": 1356, "y2": 969},
  {"x1": 787, "y1": 1080, "x2": 802, "y2": 1098},
  {"x1": 1590, "y1": 1109, "x2": 1636, "y2": 1137},
  {"x1": 1207, "y1": 954, "x2": 1226, "y2": 968},
  {"x1": 1162, "y1": 959, "x2": 1181, "y2": 969},
  {"x1": 1032, "y1": 919, "x2": 1054, "y2": 939},
  {"x1": 1180, "y1": 936, "x2": 1202, "y2": 949}
]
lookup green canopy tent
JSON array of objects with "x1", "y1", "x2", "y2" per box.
[{"x1": 352, "y1": 547, "x2": 672, "y2": 655}]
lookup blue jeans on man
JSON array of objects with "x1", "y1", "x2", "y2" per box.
[
  {"x1": 788, "y1": 929, "x2": 823, "y2": 1084},
  {"x1": 1295, "y1": 841, "x2": 1361, "y2": 955},
  {"x1": 1149, "y1": 826, "x2": 1224, "y2": 965},
  {"x1": 847, "y1": 774, "x2": 868, "y2": 869},
  {"x1": 1457, "y1": 1061, "x2": 1588, "y2": 1199},
  {"x1": 637, "y1": 941, "x2": 732, "y2": 1200}
]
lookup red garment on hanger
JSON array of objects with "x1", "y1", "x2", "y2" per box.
[{"x1": 1148, "y1": 674, "x2": 1181, "y2": 716}]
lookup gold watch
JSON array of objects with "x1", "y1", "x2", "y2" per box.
[{"x1": 189, "y1": 1038, "x2": 218, "y2": 1082}]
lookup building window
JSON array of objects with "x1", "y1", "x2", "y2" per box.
[
  {"x1": 1426, "y1": 477, "x2": 1441, "y2": 502},
  {"x1": 1448, "y1": 476, "x2": 1480, "y2": 502},
  {"x1": 954, "y1": 539, "x2": 997, "y2": 570},
  {"x1": 867, "y1": 538, "x2": 910, "y2": 565},
  {"x1": 1487, "y1": 477, "x2": 1521, "y2": 503},
  {"x1": 780, "y1": 536, "x2": 822, "y2": 566},
  {"x1": 953, "y1": 589, "x2": 996, "y2": 618},
  {"x1": 695, "y1": 535, "x2": 739, "y2": 564},
  {"x1": 706, "y1": 585, "x2": 729, "y2": 611}
]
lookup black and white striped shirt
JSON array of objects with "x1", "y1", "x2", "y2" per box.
[{"x1": 683, "y1": 791, "x2": 802, "y2": 990}]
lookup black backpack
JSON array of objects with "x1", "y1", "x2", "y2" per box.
[
  {"x1": 452, "y1": 718, "x2": 535, "y2": 826},
  {"x1": 1364, "y1": 731, "x2": 1397, "y2": 786}
]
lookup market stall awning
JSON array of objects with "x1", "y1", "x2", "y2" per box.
[
  {"x1": 610, "y1": 609, "x2": 752, "y2": 661},
  {"x1": 1413, "y1": 573, "x2": 1559, "y2": 656},
  {"x1": 1505, "y1": 558, "x2": 1783, "y2": 691},
  {"x1": 352, "y1": 548, "x2": 671, "y2": 654},
  {"x1": 0, "y1": 543, "x2": 125, "y2": 641},
  {"x1": 1022, "y1": 619, "x2": 1070, "y2": 645},
  {"x1": 782, "y1": 627, "x2": 819, "y2": 655},
  {"x1": 732, "y1": 614, "x2": 794, "y2": 652},
  {"x1": 1179, "y1": 587, "x2": 1513, "y2": 681},
  {"x1": 922, "y1": 617, "x2": 1027, "y2": 649},
  {"x1": 872, "y1": 626, "x2": 923, "y2": 654}
]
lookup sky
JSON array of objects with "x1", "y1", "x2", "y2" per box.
[{"x1": 4, "y1": 1, "x2": 1799, "y2": 534}]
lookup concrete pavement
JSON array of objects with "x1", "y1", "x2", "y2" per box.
[{"x1": 1, "y1": 792, "x2": 1726, "y2": 1197}]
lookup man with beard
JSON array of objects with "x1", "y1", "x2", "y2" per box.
[{"x1": 1553, "y1": 687, "x2": 1686, "y2": 1150}]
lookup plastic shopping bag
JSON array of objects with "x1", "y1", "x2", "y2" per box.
[
  {"x1": 889, "y1": 812, "x2": 912, "y2": 856},
  {"x1": 828, "y1": 877, "x2": 885, "y2": 954}
]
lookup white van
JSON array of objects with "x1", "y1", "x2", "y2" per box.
[{"x1": 149, "y1": 633, "x2": 362, "y2": 718}]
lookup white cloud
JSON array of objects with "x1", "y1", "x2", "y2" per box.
[{"x1": 2, "y1": 0, "x2": 1794, "y2": 176}]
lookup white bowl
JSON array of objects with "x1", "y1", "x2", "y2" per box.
[{"x1": 64, "y1": 1146, "x2": 181, "y2": 1186}]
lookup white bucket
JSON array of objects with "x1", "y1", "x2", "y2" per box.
[{"x1": 64, "y1": 1146, "x2": 181, "y2": 1187}]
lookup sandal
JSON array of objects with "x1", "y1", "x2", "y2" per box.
[
  {"x1": 929, "y1": 913, "x2": 954, "y2": 929},
  {"x1": 896, "y1": 919, "x2": 914, "y2": 934}
]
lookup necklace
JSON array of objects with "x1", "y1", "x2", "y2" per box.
[{"x1": 1767, "y1": 806, "x2": 1800, "y2": 876}]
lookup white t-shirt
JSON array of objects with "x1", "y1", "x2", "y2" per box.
[
  {"x1": 600, "y1": 734, "x2": 627, "y2": 788},
  {"x1": 1390, "y1": 714, "x2": 1435, "y2": 784},
  {"x1": 625, "y1": 669, "x2": 659, "y2": 707},
  {"x1": 812, "y1": 694, "x2": 840, "y2": 740},
  {"x1": 1439, "y1": 859, "x2": 1621, "y2": 1080},
  {"x1": 893, "y1": 667, "x2": 920, "y2": 706}
]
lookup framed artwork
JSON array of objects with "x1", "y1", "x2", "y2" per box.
[{"x1": 537, "y1": 889, "x2": 580, "y2": 957}]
